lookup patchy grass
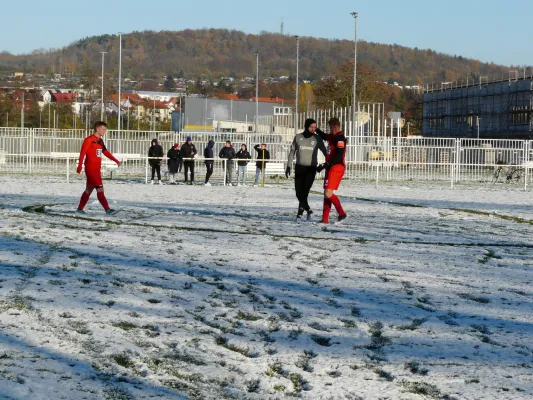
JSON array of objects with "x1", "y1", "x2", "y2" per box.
[
  {"x1": 458, "y1": 293, "x2": 491, "y2": 303},
  {"x1": 111, "y1": 352, "x2": 135, "y2": 368},
  {"x1": 236, "y1": 310, "x2": 262, "y2": 321},
  {"x1": 404, "y1": 361, "x2": 429, "y2": 376},
  {"x1": 397, "y1": 318, "x2": 428, "y2": 331},
  {"x1": 310, "y1": 335, "x2": 332, "y2": 347},
  {"x1": 113, "y1": 321, "x2": 138, "y2": 331},
  {"x1": 479, "y1": 249, "x2": 502, "y2": 264}
]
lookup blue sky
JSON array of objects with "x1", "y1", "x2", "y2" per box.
[{"x1": 0, "y1": 0, "x2": 531, "y2": 66}]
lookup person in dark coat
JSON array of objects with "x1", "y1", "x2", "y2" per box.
[
  {"x1": 219, "y1": 140, "x2": 236, "y2": 186},
  {"x1": 148, "y1": 138, "x2": 164, "y2": 184},
  {"x1": 235, "y1": 144, "x2": 252, "y2": 186},
  {"x1": 180, "y1": 136, "x2": 197, "y2": 184},
  {"x1": 167, "y1": 143, "x2": 181, "y2": 184},
  {"x1": 204, "y1": 139, "x2": 215, "y2": 186},
  {"x1": 253, "y1": 143, "x2": 270, "y2": 186}
]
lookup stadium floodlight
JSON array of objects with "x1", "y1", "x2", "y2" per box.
[
  {"x1": 351, "y1": 12, "x2": 358, "y2": 136},
  {"x1": 100, "y1": 52, "x2": 107, "y2": 121},
  {"x1": 294, "y1": 35, "x2": 299, "y2": 136}
]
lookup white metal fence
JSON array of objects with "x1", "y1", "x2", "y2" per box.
[{"x1": 1, "y1": 127, "x2": 533, "y2": 189}]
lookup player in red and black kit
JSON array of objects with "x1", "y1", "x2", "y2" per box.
[
  {"x1": 317, "y1": 117, "x2": 347, "y2": 224},
  {"x1": 76, "y1": 121, "x2": 121, "y2": 215}
]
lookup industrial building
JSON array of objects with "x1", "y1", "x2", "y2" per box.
[
  {"x1": 183, "y1": 97, "x2": 288, "y2": 132},
  {"x1": 423, "y1": 75, "x2": 533, "y2": 139}
]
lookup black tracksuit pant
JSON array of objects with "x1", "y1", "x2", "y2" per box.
[
  {"x1": 184, "y1": 162, "x2": 195, "y2": 182},
  {"x1": 294, "y1": 164, "x2": 317, "y2": 212},
  {"x1": 151, "y1": 164, "x2": 161, "y2": 181},
  {"x1": 205, "y1": 162, "x2": 214, "y2": 183}
]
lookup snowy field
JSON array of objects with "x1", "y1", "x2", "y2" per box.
[{"x1": 1, "y1": 175, "x2": 532, "y2": 400}]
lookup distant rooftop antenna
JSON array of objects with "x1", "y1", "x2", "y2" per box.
[{"x1": 281, "y1": 18, "x2": 284, "y2": 35}]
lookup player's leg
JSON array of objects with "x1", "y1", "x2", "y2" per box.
[
  {"x1": 95, "y1": 186, "x2": 110, "y2": 211},
  {"x1": 294, "y1": 166, "x2": 305, "y2": 217},
  {"x1": 303, "y1": 167, "x2": 316, "y2": 212},
  {"x1": 77, "y1": 186, "x2": 94, "y2": 212},
  {"x1": 325, "y1": 166, "x2": 346, "y2": 221}
]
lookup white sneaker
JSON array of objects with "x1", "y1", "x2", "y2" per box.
[
  {"x1": 159, "y1": 181, "x2": 163, "y2": 185},
  {"x1": 204, "y1": 182, "x2": 211, "y2": 186},
  {"x1": 150, "y1": 180, "x2": 154, "y2": 185},
  {"x1": 238, "y1": 183, "x2": 242, "y2": 187}
]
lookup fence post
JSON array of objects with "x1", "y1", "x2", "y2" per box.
[
  {"x1": 223, "y1": 159, "x2": 227, "y2": 186},
  {"x1": 145, "y1": 157, "x2": 148, "y2": 184},
  {"x1": 67, "y1": 156, "x2": 70, "y2": 183},
  {"x1": 524, "y1": 140, "x2": 529, "y2": 192}
]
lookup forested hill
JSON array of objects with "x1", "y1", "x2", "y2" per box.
[{"x1": 0, "y1": 29, "x2": 510, "y2": 85}]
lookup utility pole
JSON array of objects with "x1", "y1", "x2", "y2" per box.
[
  {"x1": 294, "y1": 35, "x2": 299, "y2": 136},
  {"x1": 21, "y1": 91, "x2": 25, "y2": 129},
  {"x1": 255, "y1": 52, "x2": 259, "y2": 133},
  {"x1": 100, "y1": 51, "x2": 107, "y2": 121},
  {"x1": 118, "y1": 33, "x2": 122, "y2": 153},
  {"x1": 351, "y1": 12, "x2": 358, "y2": 137}
]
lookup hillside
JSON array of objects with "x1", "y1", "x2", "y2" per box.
[{"x1": 0, "y1": 29, "x2": 511, "y2": 85}]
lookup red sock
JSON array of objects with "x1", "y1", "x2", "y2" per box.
[
  {"x1": 330, "y1": 194, "x2": 346, "y2": 217},
  {"x1": 97, "y1": 191, "x2": 110, "y2": 211},
  {"x1": 322, "y1": 197, "x2": 332, "y2": 223},
  {"x1": 78, "y1": 191, "x2": 90, "y2": 211}
]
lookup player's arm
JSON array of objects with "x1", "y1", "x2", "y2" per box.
[
  {"x1": 286, "y1": 138, "x2": 296, "y2": 177},
  {"x1": 102, "y1": 142, "x2": 120, "y2": 166},
  {"x1": 317, "y1": 137, "x2": 327, "y2": 157},
  {"x1": 77, "y1": 138, "x2": 90, "y2": 173},
  {"x1": 316, "y1": 128, "x2": 328, "y2": 141},
  {"x1": 329, "y1": 135, "x2": 346, "y2": 166}
]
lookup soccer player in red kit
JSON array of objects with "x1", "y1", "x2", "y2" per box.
[
  {"x1": 76, "y1": 121, "x2": 120, "y2": 214},
  {"x1": 317, "y1": 117, "x2": 347, "y2": 224}
]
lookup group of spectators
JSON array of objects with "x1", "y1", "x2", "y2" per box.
[{"x1": 148, "y1": 138, "x2": 270, "y2": 186}]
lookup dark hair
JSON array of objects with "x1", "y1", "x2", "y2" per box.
[
  {"x1": 328, "y1": 117, "x2": 341, "y2": 127},
  {"x1": 93, "y1": 121, "x2": 107, "y2": 131},
  {"x1": 226, "y1": 140, "x2": 231, "y2": 144}
]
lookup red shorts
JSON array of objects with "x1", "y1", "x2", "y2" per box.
[
  {"x1": 324, "y1": 165, "x2": 345, "y2": 190},
  {"x1": 85, "y1": 168, "x2": 103, "y2": 188}
]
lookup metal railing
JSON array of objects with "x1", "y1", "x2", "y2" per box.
[{"x1": 2, "y1": 127, "x2": 533, "y2": 190}]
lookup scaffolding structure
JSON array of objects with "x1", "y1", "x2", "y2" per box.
[{"x1": 423, "y1": 73, "x2": 533, "y2": 139}]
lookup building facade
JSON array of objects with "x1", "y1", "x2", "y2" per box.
[{"x1": 423, "y1": 76, "x2": 533, "y2": 139}]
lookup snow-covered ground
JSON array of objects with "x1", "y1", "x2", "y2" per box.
[{"x1": 1, "y1": 175, "x2": 532, "y2": 400}]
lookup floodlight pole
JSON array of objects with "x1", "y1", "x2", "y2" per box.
[
  {"x1": 294, "y1": 35, "x2": 299, "y2": 136},
  {"x1": 351, "y1": 12, "x2": 358, "y2": 137},
  {"x1": 100, "y1": 52, "x2": 107, "y2": 120}
]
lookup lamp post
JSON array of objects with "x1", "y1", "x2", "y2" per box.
[
  {"x1": 100, "y1": 51, "x2": 107, "y2": 120},
  {"x1": 351, "y1": 12, "x2": 358, "y2": 137},
  {"x1": 118, "y1": 33, "x2": 122, "y2": 153},
  {"x1": 153, "y1": 96, "x2": 157, "y2": 132},
  {"x1": 294, "y1": 35, "x2": 299, "y2": 136},
  {"x1": 255, "y1": 52, "x2": 259, "y2": 133}
]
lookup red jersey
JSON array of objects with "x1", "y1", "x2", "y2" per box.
[
  {"x1": 77, "y1": 134, "x2": 118, "y2": 172},
  {"x1": 326, "y1": 131, "x2": 347, "y2": 167}
]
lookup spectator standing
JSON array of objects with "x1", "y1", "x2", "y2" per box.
[
  {"x1": 181, "y1": 136, "x2": 197, "y2": 184},
  {"x1": 219, "y1": 140, "x2": 236, "y2": 186},
  {"x1": 167, "y1": 143, "x2": 181, "y2": 184},
  {"x1": 235, "y1": 144, "x2": 252, "y2": 186},
  {"x1": 253, "y1": 143, "x2": 270, "y2": 186},
  {"x1": 148, "y1": 138, "x2": 164, "y2": 185},
  {"x1": 204, "y1": 139, "x2": 215, "y2": 186}
]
